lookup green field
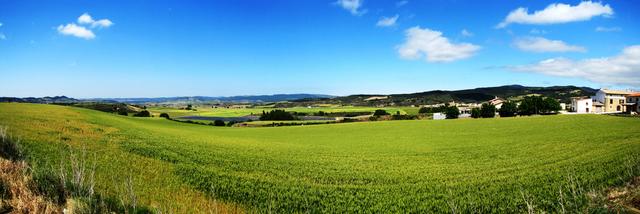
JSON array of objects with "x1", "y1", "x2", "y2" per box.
[{"x1": 1, "y1": 103, "x2": 640, "y2": 212}]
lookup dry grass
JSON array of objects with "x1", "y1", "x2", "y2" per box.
[{"x1": 0, "y1": 158, "x2": 61, "y2": 214}]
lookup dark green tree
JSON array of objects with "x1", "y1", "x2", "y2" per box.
[
  {"x1": 373, "y1": 109, "x2": 390, "y2": 116},
  {"x1": 159, "y1": 113, "x2": 170, "y2": 119},
  {"x1": 480, "y1": 103, "x2": 496, "y2": 118},
  {"x1": 445, "y1": 106, "x2": 459, "y2": 119},
  {"x1": 213, "y1": 120, "x2": 226, "y2": 126},
  {"x1": 471, "y1": 108, "x2": 481, "y2": 118},
  {"x1": 133, "y1": 110, "x2": 151, "y2": 117},
  {"x1": 542, "y1": 97, "x2": 562, "y2": 114},
  {"x1": 498, "y1": 101, "x2": 518, "y2": 117}
]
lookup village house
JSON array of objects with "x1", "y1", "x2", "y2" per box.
[
  {"x1": 626, "y1": 93, "x2": 640, "y2": 113},
  {"x1": 571, "y1": 97, "x2": 593, "y2": 113},
  {"x1": 591, "y1": 89, "x2": 636, "y2": 113}
]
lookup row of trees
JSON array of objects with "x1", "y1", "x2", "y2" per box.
[
  {"x1": 260, "y1": 110, "x2": 296, "y2": 121},
  {"x1": 469, "y1": 96, "x2": 561, "y2": 119}
]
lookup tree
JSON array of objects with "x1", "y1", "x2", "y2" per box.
[
  {"x1": 186, "y1": 104, "x2": 193, "y2": 110},
  {"x1": 518, "y1": 96, "x2": 544, "y2": 116},
  {"x1": 445, "y1": 106, "x2": 459, "y2": 119},
  {"x1": 498, "y1": 101, "x2": 518, "y2": 117},
  {"x1": 213, "y1": 120, "x2": 226, "y2": 126},
  {"x1": 159, "y1": 113, "x2": 170, "y2": 119},
  {"x1": 260, "y1": 110, "x2": 296, "y2": 121},
  {"x1": 542, "y1": 97, "x2": 562, "y2": 114},
  {"x1": 373, "y1": 109, "x2": 390, "y2": 116},
  {"x1": 480, "y1": 103, "x2": 496, "y2": 118},
  {"x1": 117, "y1": 109, "x2": 128, "y2": 116},
  {"x1": 471, "y1": 108, "x2": 481, "y2": 118},
  {"x1": 133, "y1": 110, "x2": 151, "y2": 117}
]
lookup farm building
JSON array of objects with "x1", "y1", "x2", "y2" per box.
[
  {"x1": 591, "y1": 89, "x2": 635, "y2": 113},
  {"x1": 626, "y1": 93, "x2": 640, "y2": 113}
]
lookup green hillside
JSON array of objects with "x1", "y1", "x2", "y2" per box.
[{"x1": 1, "y1": 103, "x2": 639, "y2": 212}]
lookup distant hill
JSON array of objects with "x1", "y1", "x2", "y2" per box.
[
  {"x1": 0, "y1": 96, "x2": 78, "y2": 104},
  {"x1": 82, "y1": 94, "x2": 335, "y2": 104},
  {"x1": 292, "y1": 85, "x2": 598, "y2": 106}
]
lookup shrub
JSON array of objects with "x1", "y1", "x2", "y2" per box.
[
  {"x1": 445, "y1": 106, "x2": 459, "y2": 119},
  {"x1": 117, "y1": 110, "x2": 128, "y2": 116},
  {"x1": 226, "y1": 121, "x2": 238, "y2": 127},
  {"x1": 213, "y1": 120, "x2": 226, "y2": 126},
  {"x1": 419, "y1": 105, "x2": 449, "y2": 114},
  {"x1": 518, "y1": 96, "x2": 561, "y2": 115},
  {"x1": 159, "y1": 113, "x2": 170, "y2": 119},
  {"x1": 373, "y1": 109, "x2": 390, "y2": 116},
  {"x1": 133, "y1": 110, "x2": 151, "y2": 117},
  {"x1": 480, "y1": 103, "x2": 496, "y2": 118},
  {"x1": 499, "y1": 101, "x2": 518, "y2": 117}
]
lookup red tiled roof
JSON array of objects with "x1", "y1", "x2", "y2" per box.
[{"x1": 629, "y1": 93, "x2": 640, "y2": 97}]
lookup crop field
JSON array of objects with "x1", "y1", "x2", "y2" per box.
[
  {"x1": 1, "y1": 103, "x2": 640, "y2": 212},
  {"x1": 148, "y1": 106, "x2": 419, "y2": 118}
]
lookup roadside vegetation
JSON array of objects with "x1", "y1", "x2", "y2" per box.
[{"x1": 1, "y1": 103, "x2": 640, "y2": 212}]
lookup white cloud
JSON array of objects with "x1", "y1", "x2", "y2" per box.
[
  {"x1": 511, "y1": 45, "x2": 640, "y2": 86},
  {"x1": 497, "y1": 1, "x2": 613, "y2": 28},
  {"x1": 376, "y1": 15, "x2": 398, "y2": 27},
  {"x1": 513, "y1": 36, "x2": 586, "y2": 53},
  {"x1": 397, "y1": 27, "x2": 481, "y2": 63},
  {"x1": 57, "y1": 23, "x2": 95, "y2": 40},
  {"x1": 396, "y1": 0, "x2": 408, "y2": 7},
  {"x1": 335, "y1": 0, "x2": 366, "y2": 16},
  {"x1": 0, "y1": 22, "x2": 3, "y2": 27},
  {"x1": 77, "y1": 13, "x2": 113, "y2": 28},
  {"x1": 0, "y1": 33, "x2": 5, "y2": 40},
  {"x1": 595, "y1": 26, "x2": 621, "y2": 32},
  {"x1": 461, "y1": 29, "x2": 473, "y2": 37}
]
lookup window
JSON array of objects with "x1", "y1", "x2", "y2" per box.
[
  {"x1": 620, "y1": 99, "x2": 624, "y2": 104},
  {"x1": 610, "y1": 99, "x2": 613, "y2": 104}
]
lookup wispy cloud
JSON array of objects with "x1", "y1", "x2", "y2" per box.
[
  {"x1": 376, "y1": 15, "x2": 399, "y2": 27},
  {"x1": 595, "y1": 26, "x2": 621, "y2": 32},
  {"x1": 461, "y1": 29, "x2": 473, "y2": 37},
  {"x1": 57, "y1": 13, "x2": 113, "y2": 39},
  {"x1": 0, "y1": 22, "x2": 4, "y2": 40},
  {"x1": 529, "y1": 28, "x2": 547, "y2": 34},
  {"x1": 335, "y1": 0, "x2": 366, "y2": 16},
  {"x1": 510, "y1": 45, "x2": 640, "y2": 86},
  {"x1": 397, "y1": 26, "x2": 480, "y2": 63},
  {"x1": 513, "y1": 37, "x2": 586, "y2": 53},
  {"x1": 396, "y1": 0, "x2": 408, "y2": 7},
  {"x1": 496, "y1": 1, "x2": 613, "y2": 28}
]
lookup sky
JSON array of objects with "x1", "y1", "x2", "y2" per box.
[{"x1": 0, "y1": 0, "x2": 639, "y2": 98}]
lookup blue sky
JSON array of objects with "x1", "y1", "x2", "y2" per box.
[{"x1": 0, "y1": 0, "x2": 638, "y2": 98}]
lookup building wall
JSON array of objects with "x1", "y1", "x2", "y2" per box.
[
  {"x1": 571, "y1": 99, "x2": 591, "y2": 113},
  {"x1": 604, "y1": 97, "x2": 626, "y2": 112}
]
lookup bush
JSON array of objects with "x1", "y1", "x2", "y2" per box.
[
  {"x1": 226, "y1": 121, "x2": 238, "y2": 127},
  {"x1": 445, "y1": 106, "x2": 459, "y2": 119},
  {"x1": 480, "y1": 103, "x2": 496, "y2": 118},
  {"x1": 159, "y1": 113, "x2": 170, "y2": 119},
  {"x1": 213, "y1": 120, "x2": 226, "y2": 126},
  {"x1": 498, "y1": 101, "x2": 518, "y2": 117},
  {"x1": 133, "y1": 110, "x2": 151, "y2": 117},
  {"x1": 419, "y1": 105, "x2": 449, "y2": 114},
  {"x1": 260, "y1": 110, "x2": 296, "y2": 121},
  {"x1": 518, "y1": 96, "x2": 561, "y2": 115},
  {"x1": 117, "y1": 110, "x2": 128, "y2": 116},
  {"x1": 373, "y1": 109, "x2": 390, "y2": 116}
]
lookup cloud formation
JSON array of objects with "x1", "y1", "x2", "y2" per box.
[
  {"x1": 57, "y1": 23, "x2": 95, "y2": 40},
  {"x1": 513, "y1": 36, "x2": 586, "y2": 53},
  {"x1": 397, "y1": 27, "x2": 480, "y2": 63},
  {"x1": 78, "y1": 13, "x2": 113, "y2": 28},
  {"x1": 511, "y1": 45, "x2": 640, "y2": 86},
  {"x1": 396, "y1": 0, "x2": 408, "y2": 7},
  {"x1": 335, "y1": 0, "x2": 366, "y2": 16},
  {"x1": 57, "y1": 13, "x2": 113, "y2": 39},
  {"x1": 497, "y1": 1, "x2": 613, "y2": 28},
  {"x1": 376, "y1": 15, "x2": 398, "y2": 27}
]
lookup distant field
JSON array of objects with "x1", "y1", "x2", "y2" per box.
[
  {"x1": 148, "y1": 106, "x2": 420, "y2": 118},
  {"x1": 1, "y1": 103, "x2": 640, "y2": 212}
]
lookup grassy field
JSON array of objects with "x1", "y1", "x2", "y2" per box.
[
  {"x1": 147, "y1": 106, "x2": 419, "y2": 118},
  {"x1": 1, "y1": 103, "x2": 640, "y2": 212}
]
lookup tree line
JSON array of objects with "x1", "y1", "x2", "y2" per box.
[{"x1": 419, "y1": 96, "x2": 562, "y2": 119}]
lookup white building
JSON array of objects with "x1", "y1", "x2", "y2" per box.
[
  {"x1": 433, "y1": 113, "x2": 446, "y2": 120},
  {"x1": 571, "y1": 98, "x2": 592, "y2": 113}
]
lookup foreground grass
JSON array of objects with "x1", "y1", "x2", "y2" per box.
[{"x1": 1, "y1": 103, "x2": 640, "y2": 212}]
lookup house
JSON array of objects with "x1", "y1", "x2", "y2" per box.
[
  {"x1": 488, "y1": 97, "x2": 505, "y2": 109},
  {"x1": 433, "y1": 113, "x2": 446, "y2": 120},
  {"x1": 591, "y1": 89, "x2": 635, "y2": 113},
  {"x1": 571, "y1": 97, "x2": 592, "y2": 113},
  {"x1": 626, "y1": 93, "x2": 640, "y2": 113}
]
